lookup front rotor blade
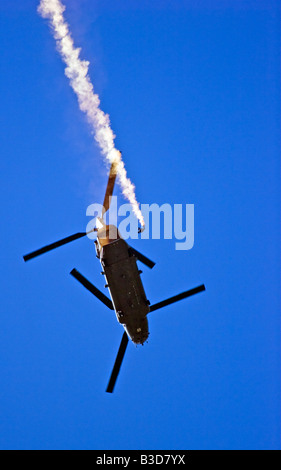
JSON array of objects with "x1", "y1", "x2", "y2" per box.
[
  {"x1": 70, "y1": 268, "x2": 114, "y2": 310},
  {"x1": 149, "y1": 284, "x2": 206, "y2": 312},
  {"x1": 106, "y1": 332, "x2": 129, "y2": 393},
  {"x1": 102, "y1": 162, "x2": 118, "y2": 217},
  {"x1": 23, "y1": 232, "x2": 88, "y2": 262}
]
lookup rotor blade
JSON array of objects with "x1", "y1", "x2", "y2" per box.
[
  {"x1": 149, "y1": 284, "x2": 206, "y2": 312},
  {"x1": 23, "y1": 232, "x2": 89, "y2": 262},
  {"x1": 129, "y1": 247, "x2": 155, "y2": 269},
  {"x1": 70, "y1": 268, "x2": 114, "y2": 310},
  {"x1": 102, "y1": 162, "x2": 118, "y2": 217},
  {"x1": 106, "y1": 332, "x2": 129, "y2": 393}
]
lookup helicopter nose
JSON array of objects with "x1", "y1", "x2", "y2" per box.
[{"x1": 131, "y1": 322, "x2": 149, "y2": 345}]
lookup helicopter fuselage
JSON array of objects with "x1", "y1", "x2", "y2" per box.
[{"x1": 96, "y1": 235, "x2": 150, "y2": 344}]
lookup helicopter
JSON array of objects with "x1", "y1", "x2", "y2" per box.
[{"x1": 23, "y1": 163, "x2": 206, "y2": 393}]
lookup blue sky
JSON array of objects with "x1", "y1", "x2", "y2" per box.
[{"x1": 0, "y1": 0, "x2": 280, "y2": 450}]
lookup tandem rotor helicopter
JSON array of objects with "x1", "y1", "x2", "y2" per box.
[{"x1": 23, "y1": 163, "x2": 205, "y2": 393}]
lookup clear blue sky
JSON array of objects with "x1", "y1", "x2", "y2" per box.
[{"x1": 0, "y1": 0, "x2": 280, "y2": 450}]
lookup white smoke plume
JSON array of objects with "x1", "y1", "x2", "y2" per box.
[{"x1": 38, "y1": 0, "x2": 145, "y2": 228}]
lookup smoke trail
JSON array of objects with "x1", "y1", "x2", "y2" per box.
[{"x1": 38, "y1": 0, "x2": 145, "y2": 228}]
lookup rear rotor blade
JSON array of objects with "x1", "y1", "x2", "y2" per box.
[
  {"x1": 70, "y1": 268, "x2": 114, "y2": 310},
  {"x1": 102, "y1": 162, "x2": 118, "y2": 217},
  {"x1": 129, "y1": 246, "x2": 155, "y2": 269},
  {"x1": 149, "y1": 284, "x2": 206, "y2": 312},
  {"x1": 23, "y1": 231, "x2": 90, "y2": 262},
  {"x1": 106, "y1": 332, "x2": 129, "y2": 393}
]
